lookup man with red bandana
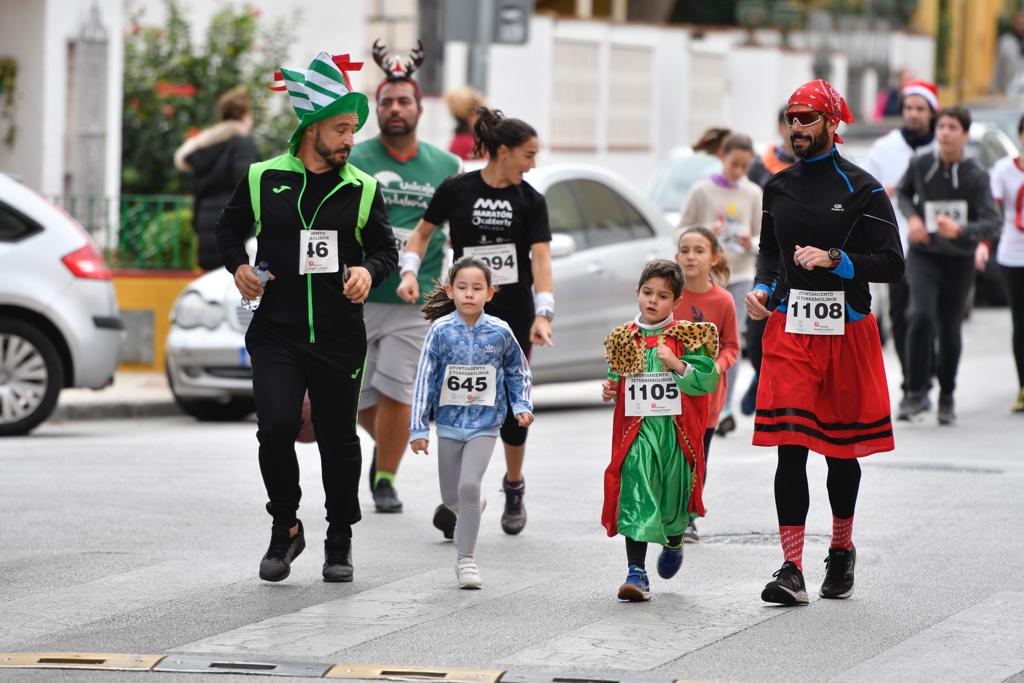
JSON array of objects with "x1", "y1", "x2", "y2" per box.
[{"x1": 745, "y1": 80, "x2": 904, "y2": 605}]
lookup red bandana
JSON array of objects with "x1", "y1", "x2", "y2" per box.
[{"x1": 787, "y1": 79, "x2": 854, "y2": 144}]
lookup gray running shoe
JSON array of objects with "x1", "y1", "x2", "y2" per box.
[
  {"x1": 322, "y1": 535, "x2": 353, "y2": 583},
  {"x1": 259, "y1": 520, "x2": 305, "y2": 582},
  {"x1": 501, "y1": 475, "x2": 526, "y2": 535},
  {"x1": 938, "y1": 393, "x2": 956, "y2": 425},
  {"x1": 897, "y1": 393, "x2": 928, "y2": 421},
  {"x1": 372, "y1": 478, "x2": 403, "y2": 513}
]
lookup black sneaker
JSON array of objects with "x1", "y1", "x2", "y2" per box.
[
  {"x1": 501, "y1": 475, "x2": 527, "y2": 535},
  {"x1": 897, "y1": 393, "x2": 928, "y2": 421},
  {"x1": 761, "y1": 561, "x2": 809, "y2": 605},
  {"x1": 259, "y1": 520, "x2": 305, "y2": 582},
  {"x1": 715, "y1": 414, "x2": 736, "y2": 436},
  {"x1": 432, "y1": 503, "x2": 456, "y2": 540},
  {"x1": 938, "y1": 393, "x2": 955, "y2": 425},
  {"x1": 322, "y1": 535, "x2": 353, "y2": 582},
  {"x1": 372, "y1": 478, "x2": 403, "y2": 513},
  {"x1": 820, "y1": 546, "x2": 856, "y2": 599}
]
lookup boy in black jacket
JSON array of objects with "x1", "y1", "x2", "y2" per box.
[{"x1": 896, "y1": 106, "x2": 1001, "y2": 424}]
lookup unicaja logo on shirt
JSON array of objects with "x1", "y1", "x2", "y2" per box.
[{"x1": 831, "y1": 203, "x2": 844, "y2": 212}]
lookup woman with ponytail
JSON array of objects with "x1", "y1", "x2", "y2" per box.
[
  {"x1": 399, "y1": 107, "x2": 553, "y2": 539},
  {"x1": 410, "y1": 257, "x2": 534, "y2": 589}
]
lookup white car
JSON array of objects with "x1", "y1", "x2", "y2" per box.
[
  {"x1": 0, "y1": 173, "x2": 123, "y2": 435},
  {"x1": 165, "y1": 163, "x2": 675, "y2": 419}
]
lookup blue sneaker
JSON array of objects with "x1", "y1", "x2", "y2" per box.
[
  {"x1": 657, "y1": 543, "x2": 684, "y2": 579},
  {"x1": 617, "y1": 565, "x2": 652, "y2": 602}
]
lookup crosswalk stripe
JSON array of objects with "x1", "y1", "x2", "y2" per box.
[
  {"x1": 0, "y1": 560, "x2": 248, "y2": 647},
  {"x1": 176, "y1": 568, "x2": 558, "y2": 658},
  {"x1": 504, "y1": 581, "x2": 797, "y2": 670},
  {"x1": 831, "y1": 591, "x2": 1024, "y2": 683}
]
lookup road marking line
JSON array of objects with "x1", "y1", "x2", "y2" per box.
[
  {"x1": 504, "y1": 581, "x2": 803, "y2": 670},
  {"x1": 0, "y1": 559, "x2": 248, "y2": 647},
  {"x1": 831, "y1": 591, "x2": 1024, "y2": 682},
  {"x1": 176, "y1": 568, "x2": 557, "y2": 658},
  {"x1": 325, "y1": 663, "x2": 503, "y2": 682}
]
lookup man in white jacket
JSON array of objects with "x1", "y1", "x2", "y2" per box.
[{"x1": 863, "y1": 79, "x2": 938, "y2": 403}]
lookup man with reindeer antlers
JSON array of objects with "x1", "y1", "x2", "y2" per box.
[{"x1": 349, "y1": 40, "x2": 462, "y2": 514}]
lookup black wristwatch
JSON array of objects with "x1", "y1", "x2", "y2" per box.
[{"x1": 828, "y1": 248, "x2": 842, "y2": 268}]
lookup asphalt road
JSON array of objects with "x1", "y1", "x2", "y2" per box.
[{"x1": 1, "y1": 309, "x2": 1022, "y2": 683}]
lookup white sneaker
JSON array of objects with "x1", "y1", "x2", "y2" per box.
[{"x1": 456, "y1": 557, "x2": 482, "y2": 589}]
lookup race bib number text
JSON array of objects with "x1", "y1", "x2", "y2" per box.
[
  {"x1": 785, "y1": 288, "x2": 845, "y2": 335},
  {"x1": 924, "y1": 200, "x2": 968, "y2": 234},
  {"x1": 299, "y1": 230, "x2": 339, "y2": 274},
  {"x1": 440, "y1": 365, "x2": 497, "y2": 407},
  {"x1": 624, "y1": 372, "x2": 682, "y2": 417},
  {"x1": 463, "y1": 244, "x2": 518, "y2": 285}
]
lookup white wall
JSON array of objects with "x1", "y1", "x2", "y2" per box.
[
  {"x1": 0, "y1": 0, "x2": 123, "y2": 198},
  {"x1": 0, "y1": 0, "x2": 47, "y2": 188}
]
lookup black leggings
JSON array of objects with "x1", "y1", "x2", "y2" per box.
[
  {"x1": 499, "y1": 316, "x2": 533, "y2": 447},
  {"x1": 774, "y1": 445, "x2": 861, "y2": 525},
  {"x1": 905, "y1": 250, "x2": 976, "y2": 395},
  {"x1": 1003, "y1": 265, "x2": 1024, "y2": 388},
  {"x1": 246, "y1": 318, "x2": 366, "y2": 535},
  {"x1": 625, "y1": 534, "x2": 683, "y2": 568}
]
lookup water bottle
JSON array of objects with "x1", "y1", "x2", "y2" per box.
[{"x1": 241, "y1": 261, "x2": 271, "y2": 311}]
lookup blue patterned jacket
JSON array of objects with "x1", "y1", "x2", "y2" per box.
[{"x1": 410, "y1": 311, "x2": 533, "y2": 442}]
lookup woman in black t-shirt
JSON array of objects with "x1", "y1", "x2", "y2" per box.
[{"x1": 399, "y1": 108, "x2": 553, "y2": 538}]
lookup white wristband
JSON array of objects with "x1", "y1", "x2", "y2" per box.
[
  {"x1": 534, "y1": 291, "x2": 555, "y2": 317},
  {"x1": 400, "y1": 252, "x2": 421, "y2": 276}
]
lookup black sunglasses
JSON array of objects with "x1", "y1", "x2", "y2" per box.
[{"x1": 784, "y1": 111, "x2": 824, "y2": 127}]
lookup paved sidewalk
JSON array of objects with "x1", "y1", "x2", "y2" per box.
[{"x1": 53, "y1": 371, "x2": 181, "y2": 421}]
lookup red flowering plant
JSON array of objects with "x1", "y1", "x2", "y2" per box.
[{"x1": 121, "y1": 0, "x2": 296, "y2": 194}]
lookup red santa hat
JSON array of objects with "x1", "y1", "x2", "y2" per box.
[{"x1": 901, "y1": 80, "x2": 939, "y2": 111}]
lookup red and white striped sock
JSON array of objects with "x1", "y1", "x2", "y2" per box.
[
  {"x1": 779, "y1": 525, "x2": 805, "y2": 570},
  {"x1": 831, "y1": 515, "x2": 854, "y2": 549}
]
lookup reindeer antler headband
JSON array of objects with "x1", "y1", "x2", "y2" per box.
[{"x1": 373, "y1": 39, "x2": 425, "y2": 81}]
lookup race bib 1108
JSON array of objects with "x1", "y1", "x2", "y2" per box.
[{"x1": 785, "y1": 288, "x2": 845, "y2": 335}]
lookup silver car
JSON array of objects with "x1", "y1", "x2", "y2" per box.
[
  {"x1": 165, "y1": 163, "x2": 675, "y2": 418},
  {"x1": 0, "y1": 173, "x2": 123, "y2": 435}
]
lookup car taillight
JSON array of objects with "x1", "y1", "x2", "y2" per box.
[{"x1": 62, "y1": 244, "x2": 112, "y2": 280}]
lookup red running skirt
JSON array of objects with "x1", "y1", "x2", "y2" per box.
[{"x1": 753, "y1": 311, "x2": 894, "y2": 458}]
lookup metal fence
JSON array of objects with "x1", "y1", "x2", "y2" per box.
[{"x1": 54, "y1": 194, "x2": 195, "y2": 270}]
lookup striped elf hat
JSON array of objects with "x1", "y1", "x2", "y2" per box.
[{"x1": 270, "y1": 51, "x2": 369, "y2": 153}]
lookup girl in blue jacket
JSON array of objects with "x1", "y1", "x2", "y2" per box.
[{"x1": 410, "y1": 257, "x2": 534, "y2": 589}]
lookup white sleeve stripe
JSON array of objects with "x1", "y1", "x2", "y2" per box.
[
  {"x1": 863, "y1": 213, "x2": 898, "y2": 229},
  {"x1": 410, "y1": 323, "x2": 439, "y2": 433}
]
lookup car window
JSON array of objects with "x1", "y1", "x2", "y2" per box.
[
  {"x1": 619, "y1": 195, "x2": 655, "y2": 239},
  {"x1": 977, "y1": 131, "x2": 1010, "y2": 169},
  {"x1": 545, "y1": 180, "x2": 588, "y2": 249},
  {"x1": 573, "y1": 179, "x2": 640, "y2": 248},
  {"x1": 649, "y1": 154, "x2": 722, "y2": 213},
  {"x1": 0, "y1": 201, "x2": 41, "y2": 242}
]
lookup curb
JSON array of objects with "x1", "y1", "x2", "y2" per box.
[{"x1": 52, "y1": 400, "x2": 182, "y2": 422}]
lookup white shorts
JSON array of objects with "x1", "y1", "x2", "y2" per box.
[{"x1": 359, "y1": 303, "x2": 430, "y2": 408}]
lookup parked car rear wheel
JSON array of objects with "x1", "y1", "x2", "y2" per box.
[{"x1": 0, "y1": 319, "x2": 64, "y2": 436}]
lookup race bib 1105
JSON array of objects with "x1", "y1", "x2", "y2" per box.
[{"x1": 624, "y1": 372, "x2": 682, "y2": 417}]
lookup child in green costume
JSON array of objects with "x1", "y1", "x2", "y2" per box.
[{"x1": 601, "y1": 259, "x2": 719, "y2": 601}]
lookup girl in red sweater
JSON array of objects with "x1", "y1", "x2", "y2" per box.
[{"x1": 673, "y1": 227, "x2": 740, "y2": 542}]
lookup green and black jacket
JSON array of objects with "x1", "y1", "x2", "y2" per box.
[{"x1": 216, "y1": 153, "x2": 398, "y2": 341}]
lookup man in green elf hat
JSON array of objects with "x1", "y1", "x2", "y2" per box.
[{"x1": 216, "y1": 50, "x2": 398, "y2": 584}]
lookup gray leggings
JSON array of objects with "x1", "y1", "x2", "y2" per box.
[{"x1": 438, "y1": 435, "x2": 497, "y2": 559}]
